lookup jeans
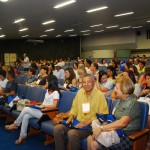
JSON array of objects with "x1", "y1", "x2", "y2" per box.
[{"x1": 14, "y1": 107, "x2": 43, "y2": 137}]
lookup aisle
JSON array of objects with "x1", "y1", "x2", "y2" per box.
[{"x1": 0, "y1": 117, "x2": 55, "y2": 150}]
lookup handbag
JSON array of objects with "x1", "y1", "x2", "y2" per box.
[
  {"x1": 91, "y1": 113, "x2": 125, "y2": 148},
  {"x1": 96, "y1": 113, "x2": 124, "y2": 137}
]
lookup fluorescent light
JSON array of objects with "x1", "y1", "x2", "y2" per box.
[
  {"x1": 45, "y1": 29, "x2": 55, "y2": 32},
  {"x1": 147, "y1": 20, "x2": 150, "y2": 23},
  {"x1": 106, "y1": 25, "x2": 118, "y2": 29},
  {"x1": 22, "y1": 35, "x2": 29, "y2": 37},
  {"x1": 19, "y1": 28, "x2": 28, "y2": 32},
  {"x1": 40, "y1": 35, "x2": 47, "y2": 37},
  {"x1": 54, "y1": 0, "x2": 76, "y2": 9},
  {"x1": 90, "y1": 24, "x2": 103, "y2": 27},
  {"x1": 83, "y1": 34, "x2": 90, "y2": 36},
  {"x1": 0, "y1": 28, "x2": 2, "y2": 30},
  {"x1": 14, "y1": 18, "x2": 25, "y2": 24},
  {"x1": 86, "y1": 6, "x2": 108, "y2": 13},
  {"x1": 132, "y1": 26, "x2": 143, "y2": 29},
  {"x1": 120, "y1": 26, "x2": 131, "y2": 29},
  {"x1": 94, "y1": 30, "x2": 104, "y2": 32},
  {"x1": 56, "y1": 35, "x2": 62, "y2": 37},
  {"x1": 69, "y1": 34, "x2": 77, "y2": 37},
  {"x1": 81, "y1": 30, "x2": 90, "y2": 33},
  {"x1": 0, "y1": 0, "x2": 8, "y2": 2},
  {"x1": 0, "y1": 35, "x2": 5, "y2": 38},
  {"x1": 64, "y1": 29, "x2": 74, "y2": 32},
  {"x1": 42, "y1": 20, "x2": 55, "y2": 25},
  {"x1": 114, "y1": 12, "x2": 134, "y2": 17}
]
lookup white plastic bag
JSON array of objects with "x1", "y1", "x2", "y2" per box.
[{"x1": 92, "y1": 119, "x2": 120, "y2": 147}]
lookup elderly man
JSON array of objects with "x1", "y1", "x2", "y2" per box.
[{"x1": 54, "y1": 74, "x2": 108, "y2": 150}]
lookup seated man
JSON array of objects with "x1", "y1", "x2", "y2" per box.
[
  {"x1": 54, "y1": 74, "x2": 108, "y2": 150},
  {"x1": 0, "y1": 71, "x2": 18, "y2": 104}
]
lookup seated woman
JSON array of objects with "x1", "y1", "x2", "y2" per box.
[
  {"x1": 30, "y1": 66, "x2": 48, "y2": 87},
  {"x1": 43, "y1": 67, "x2": 57, "y2": 89},
  {"x1": 60, "y1": 68, "x2": 76, "y2": 90},
  {"x1": 5, "y1": 78, "x2": 61, "y2": 144},
  {"x1": 73, "y1": 62, "x2": 79, "y2": 79},
  {"x1": 87, "y1": 77, "x2": 141, "y2": 150},
  {"x1": 25, "y1": 68, "x2": 36, "y2": 85},
  {"x1": 96, "y1": 70, "x2": 114, "y2": 97},
  {"x1": 75, "y1": 68, "x2": 87, "y2": 89},
  {"x1": 99, "y1": 59, "x2": 108, "y2": 67},
  {"x1": 107, "y1": 66, "x2": 117, "y2": 84}
]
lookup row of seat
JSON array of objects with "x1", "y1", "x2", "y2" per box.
[{"x1": 0, "y1": 84, "x2": 149, "y2": 150}]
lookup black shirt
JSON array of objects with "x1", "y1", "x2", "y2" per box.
[{"x1": 4, "y1": 80, "x2": 18, "y2": 93}]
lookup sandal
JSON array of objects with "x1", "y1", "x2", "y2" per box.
[
  {"x1": 15, "y1": 136, "x2": 27, "y2": 145},
  {"x1": 5, "y1": 124, "x2": 18, "y2": 131}
]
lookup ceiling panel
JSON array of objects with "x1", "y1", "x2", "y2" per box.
[{"x1": 0, "y1": 0, "x2": 149, "y2": 39}]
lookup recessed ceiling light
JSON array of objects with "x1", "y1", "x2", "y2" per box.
[
  {"x1": 114, "y1": 12, "x2": 134, "y2": 17},
  {"x1": 94, "y1": 30, "x2": 104, "y2": 32},
  {"x1": 54, "y1": 0, "x2": 76, "y2": 9},
  {"x1": 45, "y1": 29, "x2": 55, "y2": 32},
  {"x1": 81, "y1": 30, "x2": 90, "y2": 32},
  {"x1": 0, "y1": 0, "x2": 8, "y2": 2},
  {"x1": 83, "y1": 34, "x2": 90, "y2": 36},
  {"x1": 22, "y1": 35, "x2": 29, "y2": 37},
  {"x1": 19, "y1": 28, "x2": 28, "y2": 32},
  {"x1": 42, "y1": 20, "x2": 55, "y2": 25},
  {"x1": 90, "y1": 24, "x2": 103, "y2": 27},
  {"x1": 0, "y1": 35, "x2": 5, "y2": 38},
  {"x1": 147, "y1": 20, "x2": 150, "y2": 23},
  {"x1": 120, "y1": 26, "x2": 131, "y2": 29},
  {"x1": 106, "y1": 25, "x2": 119, "y2": 29},
  {"x1": 132, "y1": 26, "x2": 143, "y2": 29},
  {"x1": 40, "y1": 35, "x2": 47, "y2": 37},
  {"x1": 64, "y1": 29, "x2": 74, "y2": 32},
  {"x1": 14, "y1": 18, "x2": 25, "y2": 24},
  {"x1": 56, "y1": 35, "x2": 62, "y2": 37},
  {"x1": 69, "y1": 34, "x2": 77, "y2": 37},
  {"x1": 86, "y1": 6, "x2": 108, "y2": 13}
]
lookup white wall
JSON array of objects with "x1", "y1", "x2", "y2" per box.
[{"x1": 81, "y1": 29, "x2": 150, "y2": 58}]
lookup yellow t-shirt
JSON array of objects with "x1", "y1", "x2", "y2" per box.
[{"x1": 69, "y1": 88, "x2": 108, "y2": 122}]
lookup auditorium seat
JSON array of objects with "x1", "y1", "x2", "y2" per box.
[{"x1": 41, "y1": 91, "x2": 76, "y2": 145}]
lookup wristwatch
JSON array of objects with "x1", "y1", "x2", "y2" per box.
[{"x1": 100, "y1": 125, "x2": 104, "y2": 132}]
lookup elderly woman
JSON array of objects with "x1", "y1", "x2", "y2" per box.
[{"x1": 87, "y1": 77, "x2": 141, "y2": 150}]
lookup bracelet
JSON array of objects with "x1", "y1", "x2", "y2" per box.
[{"x1": 100, "y1": 125, "x2": 104, "y2": 132}]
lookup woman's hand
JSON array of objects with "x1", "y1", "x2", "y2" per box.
[{"x1": 92, "y1": 127, "x2": 102, "y2": 139}]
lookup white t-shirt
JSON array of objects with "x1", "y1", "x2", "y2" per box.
[
  {"x1": 42, "y1": 90, "x2": 59, "y2": 106},
  {"x1": 24, "y1": 57, "x2": 30, "y2": 68},
  {"x1": 0, "y1": 78, "x2": 8, "y2": 89}
]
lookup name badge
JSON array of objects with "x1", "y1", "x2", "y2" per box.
[{"x1": 82, "y1": 103, "x2": 90, "y2": 114}]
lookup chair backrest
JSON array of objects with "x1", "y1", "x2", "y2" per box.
[
  {"x1": 58, "y1": 91, "x2": 76, "y2": 113},
  {"x1": 27, "y1": 86, "x2": 45, "y2": 102},
  {"x1": 106, "y1": 97, "x2": 112, "y2": 113},
  {"x1": 139, "y1": 101, "x2": 149, "y2": 129},
  {"x1": 17, "y1": 84, "x2": 30, "y2": 99}
]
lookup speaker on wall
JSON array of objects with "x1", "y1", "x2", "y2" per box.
[{"x1": 136, "y1": 31, "x2": 141, "y2": 36}]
